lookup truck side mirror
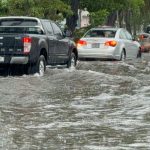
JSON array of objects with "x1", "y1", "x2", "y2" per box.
[
  {"x1": 37, "y1": 28, "x2": 44, "y2": 34},
  {"x1": 64, "y1": 30, "x2": 72, "y2": 37}
]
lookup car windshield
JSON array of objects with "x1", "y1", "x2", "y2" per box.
[{"x1": 84, "y1": 29, "x2": 116, "y2": 38}]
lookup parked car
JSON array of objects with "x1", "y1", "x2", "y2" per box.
[
  {"x1": 0, "y1": 16, "x2": 78, "y2": 75},
  {"x1": 137, "y1": 33, "x2": 150, "y2": 52},
  {"x1": 77, "y1": 26, "x2": 141, "y2": 60},
  {"x1": 145, "y1": 25, "x2": 150, "y2": 34}
]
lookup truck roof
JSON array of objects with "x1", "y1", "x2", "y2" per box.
[
  {"x1": 0, "y1": 16, "x2": 44, "y2": 27},
  {"x1": 0, "y1": 16, "x2": 40, "y2": 20}
]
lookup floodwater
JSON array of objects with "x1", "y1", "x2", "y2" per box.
[{"x1": 0, "y1": 54, "x2": 150, "y2": 150}]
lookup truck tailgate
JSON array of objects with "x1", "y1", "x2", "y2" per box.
[{"x1": 0, "y1": 35, "x2": 24, "y2": 55}]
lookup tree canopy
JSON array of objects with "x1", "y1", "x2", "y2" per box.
[
  {"x1": 0, "y1": 0, "x2": 72, "y2": 20},
  {"x1": 0, "y1": 0, "x2": 149, "y2": 34}
]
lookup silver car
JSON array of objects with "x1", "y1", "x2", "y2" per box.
[{"x1": 77, "y1": 27, "x2": 141, "y2": 60}]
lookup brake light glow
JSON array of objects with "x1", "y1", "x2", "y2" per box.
[
  {"x1": 77, "y1": 40, "x2": 87, "y2": 47},
  {"x1": 139, "y1": 35, "x2": 144, "y2": 40},
  {"x1": 22, "y1": 37, "x2": 32, "y2": 43},
  {"x1": 22, "y1": 37, "x2": 32, "y2": 54},
  {"x1": 105, "y1": 40, "x2": 117, "y2": 47}
]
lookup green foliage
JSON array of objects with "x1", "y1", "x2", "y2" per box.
[
  {"x1": 0, "y1": 0, "x2": 149, "y2": 34},
  {"x1": 73, "y1": 26, "x2": 91, "y2": 42},
  {"x1": 1, "y1": 0, "x2": 72, "y2": 21},
  {"x1": 90, "y1": 9, "x2": 109, "y2": 27},
  {"x1": 0, "y1": 0, "x2": 8, "y2": 16},
  {"x1": 79, "y1": 0, "x2": 147, "y2": 33}
]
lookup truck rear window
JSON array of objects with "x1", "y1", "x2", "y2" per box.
[
  {"x1": 0, "y1": 27, "x2": 43, "y2": 34},
  {"x1": 0, "y1": 19, "x2": 38, "y2": 26}
]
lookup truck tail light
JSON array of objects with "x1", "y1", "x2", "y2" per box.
[
  {"x1": 77, "y1": 40, "x2": 87, "y2": 47},
  {"x1": 22, "y1": 37, "x2": 32, "y2": 54},
  {"x1": 105, "y1": 40, "x2": 117, "y2": 47}
]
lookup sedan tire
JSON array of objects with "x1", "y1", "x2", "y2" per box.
[
  {"x1": 120, "y1": 50, "x2": 126, "y2": 61},
  {"x1": 137, "y1": 49, "x2": 142, "y2": 58}
]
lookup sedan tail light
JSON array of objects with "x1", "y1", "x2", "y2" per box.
[
  {"x1": 139, "y1": 35, "x2": 144, "y2": 40},
  {"x1": 77, "y1": 40, "x2": 87, "y2": 47},
  {"x1": 105, "y1": 40, "x2": 117, "y2": 47},
  {"x1": 22, "y1": 37, "x2": 32, "y2": 54}
]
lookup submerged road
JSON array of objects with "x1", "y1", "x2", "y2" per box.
[{"x1": 0, "y1": 53, "x2": 150, "y2": 149}]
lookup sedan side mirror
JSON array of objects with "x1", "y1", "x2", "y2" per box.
[{"x1": 132, "y1": 37, "x2": 135, "y2": 41}]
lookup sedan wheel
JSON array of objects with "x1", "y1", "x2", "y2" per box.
[
  {"x1": 120, "y1": 50, "x2": 126, "y2": 61},
  {"x1": 137, "y1": 49, "x2": 142, "y2": 58}
]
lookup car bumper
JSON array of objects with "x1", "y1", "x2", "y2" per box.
[
  {"x1": 78, "y1": 53, "x2": 115, "y2": 59},
  {"x1": 78, "y1": 47, "x2": 120, "y2": 60},
  {"x1": 0, "y1": 56, "x2": 29, "y2": 64}
]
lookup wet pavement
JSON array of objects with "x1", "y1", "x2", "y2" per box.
[{"x1": 0, "y1": 53, "x2": 150, "y2": 150}]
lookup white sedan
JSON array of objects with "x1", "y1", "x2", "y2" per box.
[{"x1": 77, "y1": 27, "x2": 142, "y2": 60}]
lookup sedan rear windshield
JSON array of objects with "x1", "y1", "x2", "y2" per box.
[
  {"x1": 84, "y1": 30, "x2": 116, "y2": 38},
  {"x1": 0, "y1": 19, "x2": 38, "y2": 26}
]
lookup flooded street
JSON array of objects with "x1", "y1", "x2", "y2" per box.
[{"x1": 0, "y1": 53, "x2": 150, "y2": 150}]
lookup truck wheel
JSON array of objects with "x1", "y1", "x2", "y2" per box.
[
  {"x1": 37, "y1": 55, "x2": 46, "y2": 75},
  {"x1": 67, "y1": 52, "x2": 77, "y2": 68},
  {"x1": 26, "y1": 55, "x2": 46, "y2": 75}
]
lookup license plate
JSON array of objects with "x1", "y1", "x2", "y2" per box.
[
  {"x1": 92, "y1": 43, "x2": 99, "y2": 48},
  {"x1": 0, "y1": 56, "x2": 4, "y2": 62},
  {"x1": 86, "y1": 44, "x2": 91, "y2": 48}
]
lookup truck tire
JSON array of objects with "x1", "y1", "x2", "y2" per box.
[
  {"x1": 67, "y1": 52, "x2": 77, "y2": 68},
  {"x1": 26, "y1": 55, "x2": 46, "y2": 75}
]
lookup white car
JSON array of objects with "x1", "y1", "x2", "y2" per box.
[{"x1": 77, "y1": 27, "x2": 141, "y2": 60}]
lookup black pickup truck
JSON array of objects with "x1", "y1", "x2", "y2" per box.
[{"x1": 0, "y1": 16, "x2": 78, "y2": 75}]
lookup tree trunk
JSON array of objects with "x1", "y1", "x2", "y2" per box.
[
  {"x1": 106, "y1": 12, "x2": 117, "y2": 26},
  {"x1": 118, "y1": 10, "x2": 123, "y2": 27},
  {"x1": 66, "y1": 0, "x2": 79, "y2": 35}
]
